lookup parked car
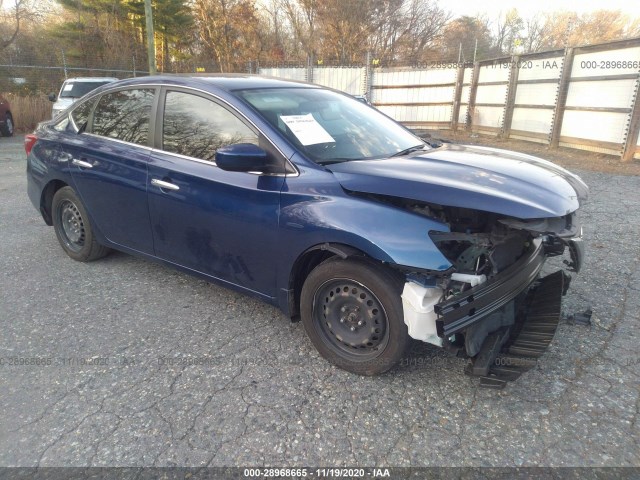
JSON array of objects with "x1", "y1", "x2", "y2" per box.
[
  {"x1": 48, "y1": 77, "x2": 118, "y2": 119},
  {"x1": 0, "y1": 94, "x2": 13, "y2": 137},
  {"x1": 26, "y1": 76, "x2": 588, "y2": 386}
]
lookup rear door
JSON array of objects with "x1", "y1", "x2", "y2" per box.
[
  {"x1": 63, "y1": 87, "x2": 156, "y2": 254},
  {"x1": 146, "y1": 88, "x2": 284, "y2": 296}
]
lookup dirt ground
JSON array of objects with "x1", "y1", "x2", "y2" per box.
[{"x1": 426, "y1": 129, "x2": 640, "y2": 176}]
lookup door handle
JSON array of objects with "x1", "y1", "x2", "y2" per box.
[
  {"x1": 72, "y1": 158, "x2": 93, "y2": 168},
  {"x1": 151, "y1": 178, "x2": 180, "y2": 191}
]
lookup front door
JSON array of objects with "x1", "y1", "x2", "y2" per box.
[{"x1": 147, "y1": 89, "x2": 284, "y2": 296}]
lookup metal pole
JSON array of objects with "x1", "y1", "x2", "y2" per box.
[
  {"x1": 364, "y1": 51, "x2": 372, "y2": 98},
  {"x1": 501, "y1": 55, "x2": 520, "y2": 139},
  {"x1": 144, "y1": 0, "x2": 157, "y2": 75},
  {"x1": 549, "y1": 47, "x2": 575, "y2": 148},
  {"x1": 473, "y1": 38, "x2": 478, "y2": 63},
  {"x1": 61, "y1": 49, "x2": 68, "y2": 79},
  {"x1": 466, "y1": 62, "x2": 480, "y2": 131},
  {"x1": 306, "y1": 54, "x2": 313, "y2": 83},
  {"x1": 451, "y1": 65, "x2": 465, "y2": 131},
  {"x1": 621, "y1": 72, "x2": 640, "y2": 162}
]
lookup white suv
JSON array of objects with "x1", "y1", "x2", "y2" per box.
[{"x1": 49, "y1": 77, "x2": 118, "y2": 119}]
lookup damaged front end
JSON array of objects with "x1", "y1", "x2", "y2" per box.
[{"x1": 400, "y1": 205, "x2": 584, "y2": 388}]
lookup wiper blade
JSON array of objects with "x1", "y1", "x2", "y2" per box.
[
  {"x1": 317, "y1": 158, "x2": 358, "y2": 166},
  {"x1": 391, "y1": 144, "x2": 428, "y2": 157}
]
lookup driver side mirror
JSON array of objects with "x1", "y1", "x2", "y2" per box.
[
  {"x1": 215, "y1": 143, "x2": 270, "y2": 173},
  {"x1": 48, "y1": 93, "x2": 57, "y2": 102}
]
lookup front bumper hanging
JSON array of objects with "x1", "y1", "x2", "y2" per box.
[
  {"x1": 435, "y1": 239, "x2": 546, "y2": 338},
  {"x1": 467, "y1": 270, "x2": 567, "y2": 389}
]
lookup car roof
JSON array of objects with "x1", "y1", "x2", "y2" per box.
[
  {"x1": 106, "y1": 74, "x2": 319, "y2": 92},
  {"x1": 63, "y1": 77, "x2": 119, "y2": 83}
]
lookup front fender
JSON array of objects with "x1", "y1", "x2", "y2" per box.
[
  {"x1": 277, "y1": 170, "x2": 453, "y2": 298},
  {"x1": 280, "y1": 194, "x2": 451, "y2": 270}
]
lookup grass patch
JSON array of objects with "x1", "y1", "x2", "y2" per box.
[{"x1": 3, "y1": 94, "x2": 52, "y2": 133}]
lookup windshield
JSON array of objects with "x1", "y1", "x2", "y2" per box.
[
  {"x1": 59, "y1": 81, "x2": 114, "y2": 99},
  {"x1": 235, "y1": 87, "x2": 425, "y2": 164}
]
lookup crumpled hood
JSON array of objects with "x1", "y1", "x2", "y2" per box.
[{"x1": 327, "y1": 143, "x2": 589, "y2": 219}]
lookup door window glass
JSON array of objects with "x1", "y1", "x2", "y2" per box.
[
  {"x1": 163, "y1": 91, "x2": 257, "y2": 162},
  {"x1": 92, "y1": 89, "x2": 154, "y2": 146}
]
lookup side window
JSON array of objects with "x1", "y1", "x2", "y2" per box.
[
  {"x1": 162, "y1": 91, "x2": 258, "y2": 162},
  {"x1": 92, "y1": 89, "x2": 154, "y2": 146},
  {"x1": 70, "y1": 99, "x2": 94, "y2": 132}
]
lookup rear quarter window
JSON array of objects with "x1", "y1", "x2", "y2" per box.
[
  {"x1": 70, "y1": 99, "x2": 95, "y2": 132},
  {"x1": 92, "y1": 89, "x2": 155, "y2": 146}
]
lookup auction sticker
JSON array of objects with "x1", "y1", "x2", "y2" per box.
[{"x1": 280, "y1": 114, "x2": 335, "y2": 145}]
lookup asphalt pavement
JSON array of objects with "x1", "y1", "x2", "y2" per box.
[{"x1": 1, "y1": 134, "x2": 639, "y2": 467}]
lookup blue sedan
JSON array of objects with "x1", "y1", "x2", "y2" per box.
[{"x1": 26, "y1": 76, "x2": 588, "y2": 386}]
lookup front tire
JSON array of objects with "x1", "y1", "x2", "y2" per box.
[
  {"x1": 52, "y1": 186, "x2": 110, "y2": 262},
  {"x1": 300, "y1": 257, "x2": 410, "y2": 375}
]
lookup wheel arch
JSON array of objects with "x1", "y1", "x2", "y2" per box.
[
  {"x1": 287, "y1": 242, "x2": 394, "y2": 320},
  {"x1": 40, "y1": 179, "x2": 69, "y2": 225}
]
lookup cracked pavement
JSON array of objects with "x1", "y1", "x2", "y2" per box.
[{"x1": 1, "y1": 135, "x2": 639, "y2": 467}]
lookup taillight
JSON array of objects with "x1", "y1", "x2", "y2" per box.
[{"x1": 24, "y1": 134, "x2": 37, "y2": 156}]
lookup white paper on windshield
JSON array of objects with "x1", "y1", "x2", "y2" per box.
[
  {"x1": 279, "y1": 114, "x2": 335, "y2": 145},
  {"x1": 63, "y1": 84, "x2": 74, "y2": 92}
]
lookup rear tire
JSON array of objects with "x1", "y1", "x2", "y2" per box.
[
  {"x1": 52, "y1": 186, "x2": 110, "y2": 262},
  {"x1": 1, "y1": 113, "x2": 13, "y2": 137},
  {"x1": 300, "y1": 257, "x2": 410, "y2": 375}
]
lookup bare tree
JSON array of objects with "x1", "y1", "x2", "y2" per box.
[
  {"x1": 437, "y1": 15, "x2": 498, "y2": 62},
  {"x1": 399, "y1": 0, "x2": 452, "y2": 62},
  {"x1": 0, "y1": 0, "x2": 38, "y2": 51},
  {"x1": 492, "y1": 8, "x2": 523, "y2": 55},
  {"x1": 520, "y1": 14, "x2": 546, "y2": 53},
  {"x1": 570, "y1": 10, "x2": 634, "y2": 46},
  {"x1": 278, "y1": 0, "x2": 318, "y2": 61},
  {"x1": 193, "y1": 0, "x2": 261, "y2": 72}
]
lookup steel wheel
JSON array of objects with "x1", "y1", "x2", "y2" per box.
[
  {"x1": 301, "y1": 257, "x2": 410, "y2": 375},
  {"x1": 313, "y1": 278, "x2": 389, "y2": 361},
  {"x1": 56, "y1": 199, "x2": 86, "y2": 252},
  {"x1": 51, "y1": 186, "x2": 110, "y2": 262}
]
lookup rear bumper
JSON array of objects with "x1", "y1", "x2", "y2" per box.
[{"x1": 435, "y1": 239, "x2": 545, "y2": 337}]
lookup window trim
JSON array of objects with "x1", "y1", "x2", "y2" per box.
[{"x1": 66, "y1": 82, "x2": 298, "y2": 177}]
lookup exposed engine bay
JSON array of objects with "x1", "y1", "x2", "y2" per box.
[{"x1": 398, "y1": 201, "x2": 583, "y2": 387}]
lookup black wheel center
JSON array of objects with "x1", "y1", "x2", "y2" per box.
[{"x1": 345, "y1": 311, "x2": 359, "y2": 324}]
